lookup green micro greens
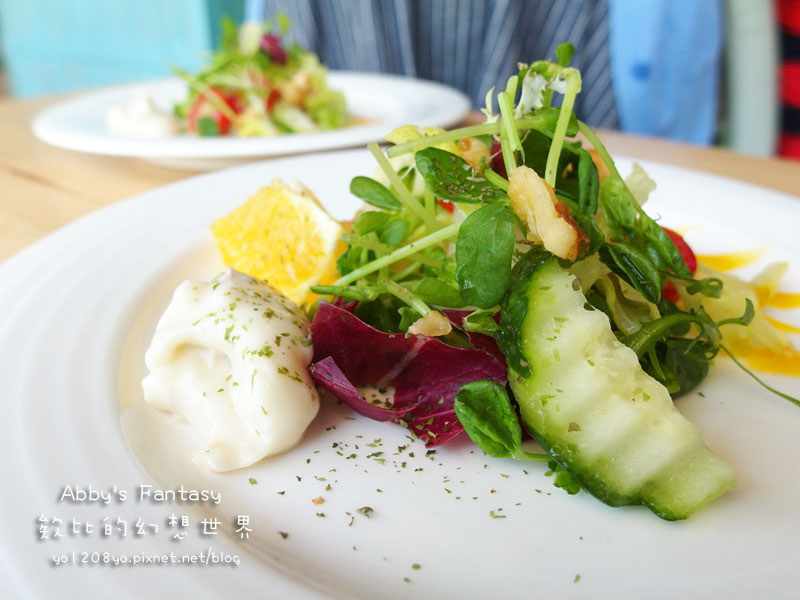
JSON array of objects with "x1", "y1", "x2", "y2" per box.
[{"x1": 313, "y1": 41, "x2": 798, "y2": 414}]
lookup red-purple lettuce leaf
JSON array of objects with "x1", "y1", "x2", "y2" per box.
[
  {"x1": 442, "y1": 309, "x2": 502, "y2": 356},
  {"x1": 309, "y1": 302, "x2": 507, "y2": 446}
]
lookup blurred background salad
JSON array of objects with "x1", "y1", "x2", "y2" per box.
[
  {"x1": 0, "y1": 0, "x2": 798, "y2": 158},
  {"x1": 171, "y1": 16, "x2": 348, "y2": 136}
]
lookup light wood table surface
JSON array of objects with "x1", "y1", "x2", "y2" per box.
[{"x1": 2, "y1": 95, "x2": 799, "y2": 264}]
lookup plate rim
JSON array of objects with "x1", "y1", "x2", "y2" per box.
[
  {"x1": 30, "y1": 73, "x2": 472, "y2": 160},
  {"x1": 1, "y1": 149, "x2": 799, "y2": 599}
]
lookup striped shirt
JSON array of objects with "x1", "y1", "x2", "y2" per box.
[
  {"x1": 778, "y1": 0, "x2": 800, "y2": 159},
  {"x1": 246, "y1": 0, "x2": 619, "y2": 128}
]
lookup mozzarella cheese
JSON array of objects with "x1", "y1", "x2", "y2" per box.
[
  {"x1": 142, "y1": 268, "x2": 319, "y2": 471},
  {"x1": 106, "y1": 91, "x2": 177, "y2": 138}
]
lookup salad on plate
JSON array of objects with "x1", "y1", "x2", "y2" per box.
[
  {"x1": 107, "y1": 16, "x2": 349, "y2": 139},
  {"x1": 142, "y1": 43, "x2": 799, "y2": 523}
]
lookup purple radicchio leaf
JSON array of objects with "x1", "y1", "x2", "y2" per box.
[{"x1": 309, "y1": 302, "x2": 508, "y2": 446}]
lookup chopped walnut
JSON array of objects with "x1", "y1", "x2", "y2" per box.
[
  {"x1": 507, "y1": 166, "x2": 586, "y2": 261},
  {"x1": 280, "y1": 71, "x2": 311, "y2": 105},
  {"x1": 408, "y1": 311, "x2": 452, "y2": 337}
]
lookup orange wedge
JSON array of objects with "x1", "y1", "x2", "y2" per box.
[{"x1": 211, "y1": 180, "x2": 343, "y2": 305}]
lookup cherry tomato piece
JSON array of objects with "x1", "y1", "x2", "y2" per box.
[
  {"x1": 187, "y1": 88, "x2": 243, "y2": 136},
  {"x1": 438, "y1": 199, "x2": 455, "y2": 213},
  {"x1": 661, "y1": 227, "x2": 697, "y2": 303}
]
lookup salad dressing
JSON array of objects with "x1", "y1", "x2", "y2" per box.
[
  {"x1": 738, "y1": 345, "x2": 800, "y2": 377},
  {"x1": 765, "y1": 291, "x2": 800, "y2": 310},
  {"x1": 765, "y1": 316, "x2": 800, "y2": 335},
  {"x1": 695, "y1": 248, "x2": 767, "y2": 271}
]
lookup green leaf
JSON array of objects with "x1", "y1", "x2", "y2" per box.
[
  {"x1": 407, "y1": 278, "x2": 465, "y2": 308},
  {"x1": 277, "y1": 11, "x2": 291, "y2": 34},
  {"x1": 640, "y1": 217, "x2": 692, "y2": 278},
  {"x1": 577, "y1": 150, "x2": 599, "y2": 215},
  {"x1": 463, "y1": 309, "x2": 500, "y2": 337},
  {"x1": 601, "y1": 242, "x2": 662, "y2": 303},
  {"x1": 197, "y1": 116, "x2": 220, "y2": 136},
  {"x1": 219, "y1": 17, "x2": 238, "y2": 51},
  {"x1": 455, "y1": 202, "x2": 515, "y2": 309},
  {"x1": 598, "y1": 175, "x2": 692, "y2": 279},
  {"x1": 350, "y1": 176, "x2": 403, "y2": 211},
  {"x1": 378, "y1": 218, "x2": 409, "y2": 246},
  {"x1": 717, "y1": 297, "x2": 755, "y2": 327},
  {"x1": 556, "y1": 42, "x2": 575, "y2": 67},
  {"x1": 684, "y1": 276, "x2": 724, "y2": 298},
  {"x1": 520, "y1": 124, "x2": 580, "y2": 183},
  {"x1": 559, "y1": 196, "x2": 604, "y2": 254},
  {"x1": 354, "y1": 297, "x2": 403, "y2": 332},
  {"x1": 547, "y1": 460, "x2": 582, "y2": 494},
  {"x1": 529, "y1": 107, "x2": 579, "y2": 137},
  {"x1": 520, "y1": 129, "x2": 553, "y2": 178},
  {"x1": 336, "y1": 246, "x2": 363, "y2": 276},
  {"x1": 415, "y1": 148, "x2": 505, "y2": 204},
  {"x1": 654, "y1": 338, "x2": 709, "y2": 398},
  {"x1": 599, "y1": 176, "x2": 636, "y2": 236},
  {"x1": 454, "y1": 381, "x2": 523, "y2": 458},
  {"x1": 353, "y1": 211, "x2": 392, "y2": 235},
  {"x1": 398, "y1": 306, "x2": 421, "y2": 332}
]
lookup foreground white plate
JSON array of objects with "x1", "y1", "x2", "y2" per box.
[
  {"x1": 1, "y1": 150, "x2": 799, "y2": 599},
  {"x1": 31, "y1": 74, "x2": 471, "y2": 170}
]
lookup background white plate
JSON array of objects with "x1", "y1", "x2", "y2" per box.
[
  {"x1": 30, "y1": 74, "x2": 471, "y2": 170},
  {"x1": 1, "y1": 150, "x2": 799, "y2": 599}
]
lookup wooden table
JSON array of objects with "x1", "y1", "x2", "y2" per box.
[{"x1": 2, "y1": 95, "x2": 799, "y2": 263}]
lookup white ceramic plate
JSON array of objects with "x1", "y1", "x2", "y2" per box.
[
  {"x1": 1, "y1": 150, "x2": 799, "y2": 599},
  {"x1": 31, "y1": 74, "x2": 471, "y2": 170}
]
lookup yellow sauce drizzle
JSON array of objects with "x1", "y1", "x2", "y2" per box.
[
  {"x1": 768, "y1": 292, "x2": 800, "y2": 310},
  {"x1": 695, "y1": 248, "x2": 768, "y2": 271},
  {"x1": 740, "y1": 347, "x2": 800, "y2": 377},
  {"x1": 765, "y1": 317, "x2": 800, "y2": 335},
  {"x1": 671, "y1": 225, "x2": 703, "y2": 236},
  {"x1": 694, "y1": 249, "x2": 799, "y2": 377}
]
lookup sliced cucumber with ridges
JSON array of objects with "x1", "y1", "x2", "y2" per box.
[{"x1": 505, "y1": 257, "x2": 735, "y2": 520}]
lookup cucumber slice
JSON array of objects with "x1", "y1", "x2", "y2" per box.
[
  {"x1": 506, "y1": 257, "x2": 735, "y2": 520},
  {"x1": 272, "y1": 105, "x2": 318, "y2": 133}
]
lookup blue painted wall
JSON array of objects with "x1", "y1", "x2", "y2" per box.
[{"x1": 0, "y1": 0, "x2": 244, "y2": 97}]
